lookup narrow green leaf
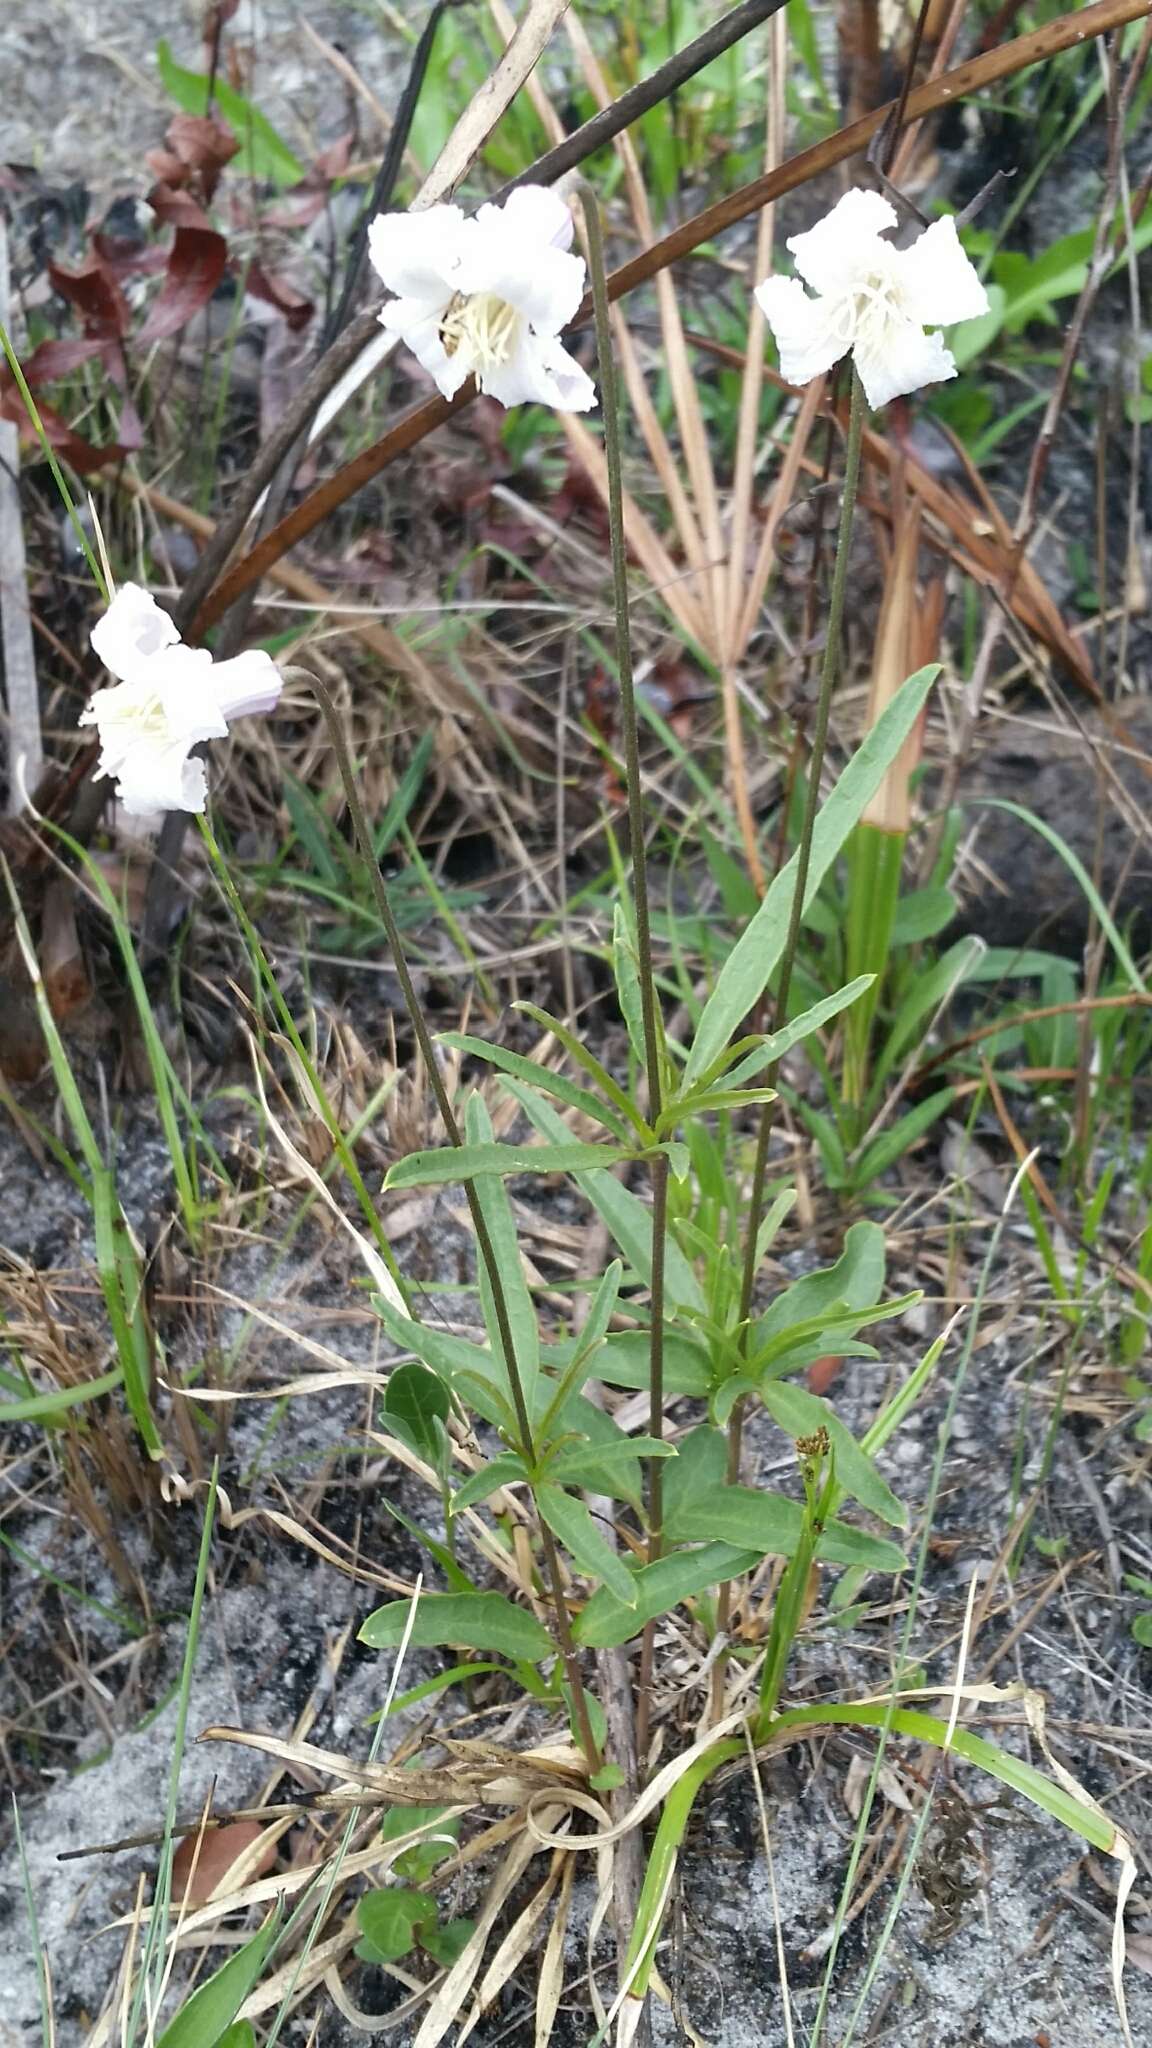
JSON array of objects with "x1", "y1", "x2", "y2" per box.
[
  {"x1": 465, "y1": 1095, "x2": 539, "y2": 1417},
  {"x1": 506, "y1": 1082, "x2": 706, "y2": 1313},
  {"x1": 450, "y1": 1450, "x2": 527, "y2": 1513},
  {"x1": 612, "y1": 902, "x2": 649, "y2": 1075},
  {"x1": 155, "y1": 40, "x2": 305, "y2": 185},
  {"x1": 696, "y1": 978, "x2": 877, "y2": 1094},
  {"x1": 760, "y1": 1381, "x2": 907, "y2": 1527},
  {"x1": 573, "y1": 1543, "x2": 762, "y2": 1647},
  {"x1": 385, "y1": 1139, "x2": 635, "y2": 1189},
  {"x1": 878, "y1": 938, "x2": 985, "y2": 1077},
  {"x1": 359, "y1": 1591, "x2": 553, "y2": 1663},
  {"x1": 438, "y1": 1036, "x2": 631, "y2": 1141},
  {"x1": 547, "y1": 1436, "x2": 675, "y2": 1489},
  {"x1": 670, "y1": 1489, "x2": 805, "y2": 1555},
  {"x1": 596, "y1": 1330, "x2": 711, "y2": 1395},
  {"x1": 538, "y1": 1484, "x2": 637, "y2": 1605},
  {"x1": 758, "y1": 1221, "x2": 886, "y2": 1342},
  {"x1": 975, "y1": 798, "x2": 1145, "y2": 991},
  {"x1": 366, "y1": 1663, "x2": 506, "y2": 1724},
  {"x1": 852, "y1": 1088, "x2": 956, "y2": 1183},
  {"x1": 514, "y1": 1001, "x2": 650, "y2": 1134},
  {"x1": 686, "y1": 665, "x2": 940, "y2": 1083},
  {"x1": 154, "y1": 1910, "x2": 281, "y2": 2048},
  {"x1": 770, "y1": 1701, "x2": 1115, "y2": 1851},
  {"x1": 0, "y1": 1368, "x2": 123, "y2": 1423}
]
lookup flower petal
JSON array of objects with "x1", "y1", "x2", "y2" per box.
[
  {"x1": 367, "y1": 205, "x2": 467, "y2": 303},
  {"x1": 380, "y1": 300, "x2": 471, "y2": 399},
  {"x1": 892, "y1": 217, "x2": 989, "y2": 327},
  {"x1": 755, "y1": 275, "x2": 846, "y2": 389},
  {"x1": 90, "y1": 583, "x2": 179, "y2": 683},
  {"x1": 460, "y1": 211, "x2": 584, "y2": 333},
  {"x1": 853, "y1": 317, "x2": 956, "y2": 410},
  {"x1": 786, "y1": 188, "x2": 897, "y2": 295},
  {"x1": 111, "y1": 742, "x2": 208, "y2": 818},
  {"x1": 204, "y1": 648, "x2": 284, "y2": 723},
  {"x1": 481, "y1": 331, "x2": 595, "y2": 412},
  {"x1": 476, "y1": 183, "x2": 576, "y2": 254}
]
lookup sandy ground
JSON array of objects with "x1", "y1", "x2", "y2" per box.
[{"x1": 3, "y1": 0, "x2": 400, "y2": 194}]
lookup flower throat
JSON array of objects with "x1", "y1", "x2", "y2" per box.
[{"x1": 439, "y1": 291, "x2": 520, "y2": 371}]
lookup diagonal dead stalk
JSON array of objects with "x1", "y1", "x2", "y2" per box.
[
  {"x1": 171, "y1": 0, "x2": 791, "y2": 640},
  {"x1": 193, "y1": 0, "x2": 1147, "y2": 635}
]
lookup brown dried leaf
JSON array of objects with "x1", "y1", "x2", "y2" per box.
[
  {"x1": 171, "y1": 1818, "x2": 278, "y2": 1907},
  {"x1": 245, "y1": 258, "x2": 314, "y2": 332},
  {"x1": 40, "y1": 879, "x2": 89, "y2": 1022},
  {"x1": 47, "y1": 255, "x2": 130, "y2": 340},
  {"x1": 137, "y1": 226, "x2": 228, "y2": 345}
]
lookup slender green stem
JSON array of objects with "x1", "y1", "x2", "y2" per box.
[
  {"x1": 579, "y1": 188, "x2": 668, "y2": 1568},
  {"x1": 711, "y1": 370, "x2": 868, "y2": 1710},
  {"x1": 307, "y1": 675, "x2": 601, "y2": 1773},
  {"x1": 737, "y1": 371, "x2": 868, "y2": 1368}
]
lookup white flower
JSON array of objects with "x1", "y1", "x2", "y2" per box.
[
  {"x1": 754, "y1": 188, "x2": 989, "y2": 410},
  {"x1": 367, "y1": 184, "x2": 595, "y2": 413},
  {"x1": 82, "y1": 583, "x2": 282, "y2": 816}
]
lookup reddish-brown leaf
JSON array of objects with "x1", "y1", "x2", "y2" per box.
[
  {"x1": 0, "y1": 390, "x2": 134, "y2": 473},
  {"x1": 171, "y1": 1820, "x2": 277, "y2": 1908},
  {"x1": 15, "y1": 336, "x2": 108, "y2": 384},
  {"x1": 47, "y1": 256, "x2": 130, "y2": 340},
  {"x1": 164, "y1": 111, "x2": 240, "y2": 201},
  {"x1": 41, "y1": 880, "x2": 90, "y2": 1023},
  {"x1": 92, "y1": 233, "x2": 168, "y2": 282},
  {"x1": 147, "y1": 181, "x2": 213, "y2": 232},
  {"x1": 137, "y1": 226, "x2": 228, "y2": 345},
  {"x1": 245, "y1": 259, "x2": 313, "y2": 331}
]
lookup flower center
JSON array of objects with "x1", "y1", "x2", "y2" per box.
[
  {"x1": 439, "y1": 291, "x2": 521, "y2": 375},
  {"x1": 834, "y1": 269, "x2": 909, "y2": 354}
]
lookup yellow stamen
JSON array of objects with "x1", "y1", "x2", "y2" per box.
[{"x1": 439, "y1": 291, "x2": 521, "y2": 374}]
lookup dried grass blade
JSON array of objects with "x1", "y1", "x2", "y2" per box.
[
  {"x1": 535, "y1": 1852, "x2": 576, "y2": 2047},
  {"x1": 558, "y1": 412, "x2": 707, "y2": 644},
  {"x1": 462, "y1": 1846, "x2": 567, "y2": 2035},
  {"x1": 736, "y1": 375, "x2": 825, "y2": 656},
  {"x1": 726, "y1": 7, "x2": 788, "y2": 657},
  {"x1": 565, "y1": 8, "x2": 725, "y2": 645},
  {"x1": 423, "y1": 0, "x2": 573, "y2": 203},
  {"x1": 412, "y1": 1806, "x2": 567, "y2": 2048}
]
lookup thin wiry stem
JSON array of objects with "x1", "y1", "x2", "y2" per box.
[
  {"x1": 711, "y1": 371, "x2": 867, "y2": 1719},
  {"x1": 307, "y1": 672, "x2": 601, "y2": 1773},
  {"x1": 579, "y1": 190, "x2": 668, "y2": 1558},
  {"x1": 737, "y1": 370, "x2": 867, "y2": 1353}
]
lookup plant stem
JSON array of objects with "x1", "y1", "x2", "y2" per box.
[
  {"x1": 712, "y1": 368, "x2": 867, "y2": 1710},
  {"x1": 307, "y1": 675, "x2": 602, "y2": 1773},
  {"x1": 737, "y1": 368, "x2": 867, "y2": 1368},
  {"x1": 580, "y1": 189, "x2": 668, "y2": 1569}
]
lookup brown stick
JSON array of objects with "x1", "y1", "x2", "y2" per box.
[{"x1": 193, "y1": 0, "x2": 1151, "y2": 634}]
